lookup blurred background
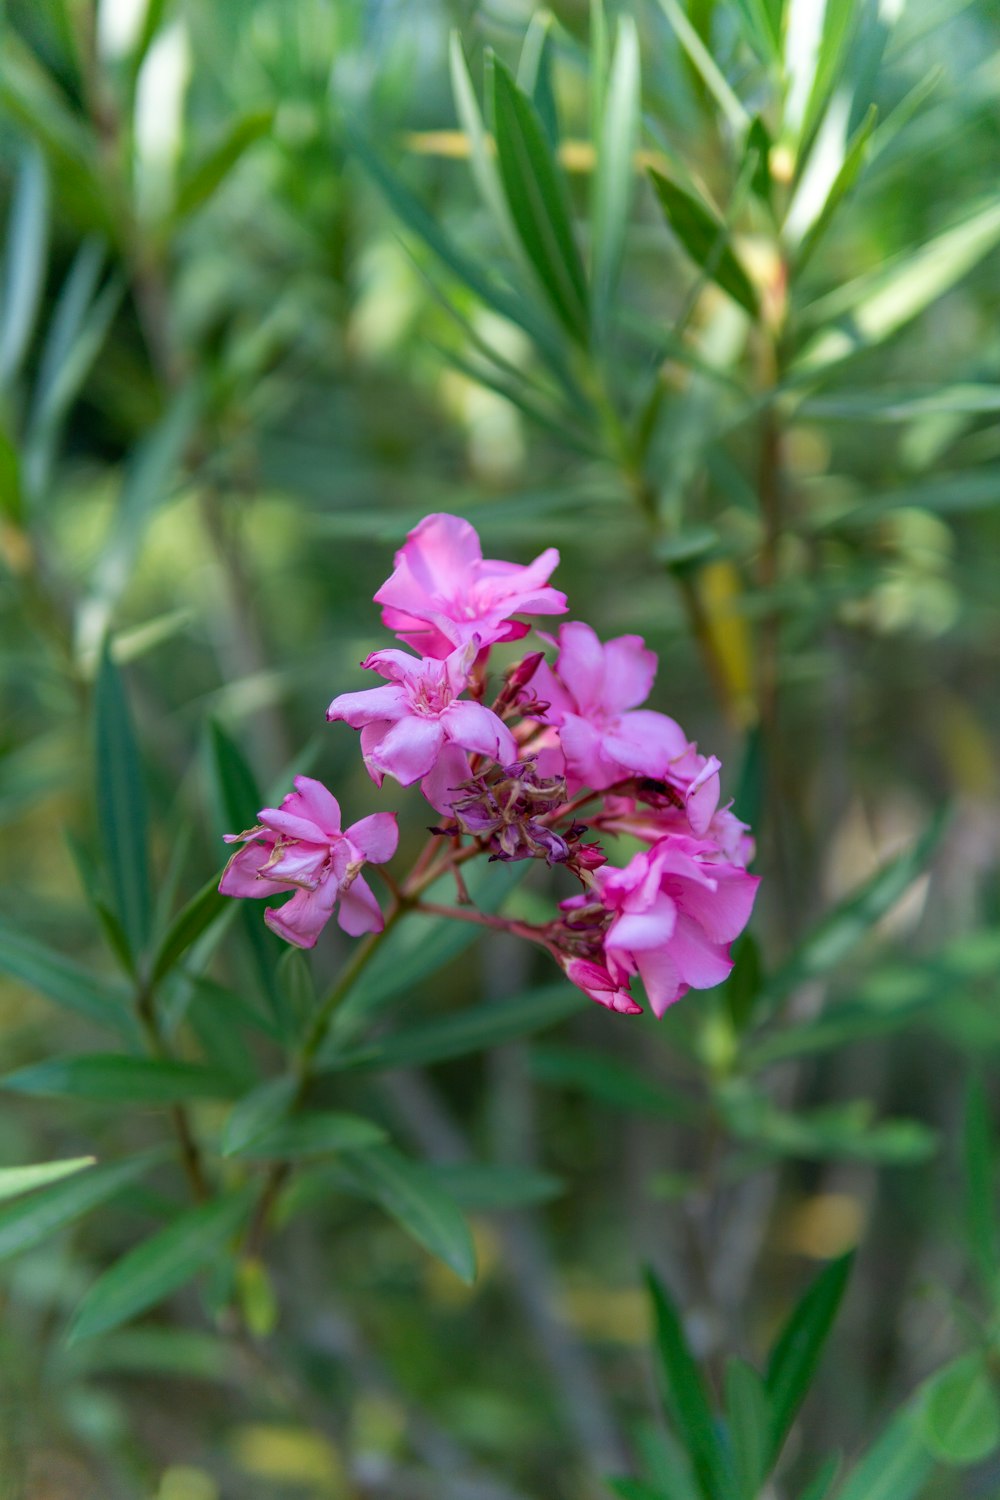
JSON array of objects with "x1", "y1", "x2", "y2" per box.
[{"x1": 2, "y1": 0, "x2": 1000, "y2": 1496}]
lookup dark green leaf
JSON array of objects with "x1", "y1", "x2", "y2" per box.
[
  {"x1": 174, "y1": 109, "x2": 274, "y2": 221},
  {"x1": 745, "y1": 117, "x2": 773, "y2": 204},
  {"x1": 233, "y1": 1112, "x2": 388, "y2": 1160},
  {"x1": 68, "y1": 1187, "x2": 255, "y2": 1343},
  {"x1": 646, "y1": 1270, "x2": 730, "y2": 1499},
  {"x1": 607, "y1": 1482, "x2": 668, "y2": 1500},
  {"x1": 765, "y1": 1253, "x2": 853, "y2": 1462},
  {"x1": 801, "y1": 1456, "x2": 840, "y2": 1500},
  {"x1": 2, "y1": 1054, "x2": 243, "y2": 1103},
  {"x1": 94, "y1": 642, "x2": 151, "y2": 958},
  {"x1": 0, "y1": 1157, "x2": 95, "y2": 1203},
  {"x1": 0, "y1": 916, "x2": 136, "y2": 1038},
  {"x1": 424, "y1": 1163, "x2": 564, "y2": 1212},
  {"x1": 150, "y1": 875, "x2": 228, "y2": 986},
  {"x1": 724, "y1": 1356, "x2": 772, "y2": 1498},
  {"x1": 0, "y1": 1152, "x2": 162, "y2": 1262},
  {"x1": 491, "y1": 57, "x2": 589, "y2": 341},
  {"x1": 335, "y1": 1146, "x2": 476, "y2": 1283},
  {"x1": 220, "y1": 1076, "x2": 297, "y2": 1157},
  {"x1": 918, "y1": 1354, "x2": 1000, "y2": 1465},
  {"x1": 332, "y1": 983, "x2": 584, "y2": 1072},
  {"x1": 648, "y1": 170, "x2": 758, "y2": 316}
]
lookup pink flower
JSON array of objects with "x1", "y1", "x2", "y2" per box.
[
  {"x1": 219, "y1": 776, "x2": 398, "y2": 949},
  {"x1": 327, "y1": 643, "x2": 517, "y2": 812},
  {"x1": 597, "y1": 836, "x2": 760, "y2": 1016},
  {"x1": 531, "y1": 623, "x2": 689, "y2": 793},
  {"x1": 560, "y1": 956, "x2": 642, "y2": 1015},
  {"x1": 374, "y1": 512, "x2": 567, "y2": 658}
]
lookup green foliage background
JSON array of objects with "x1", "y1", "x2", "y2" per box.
[{"x1": 1, "y1": 1, "x2": 1000, "y2": 1497}]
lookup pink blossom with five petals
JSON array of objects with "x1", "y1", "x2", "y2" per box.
[
  {"x1": 326, "y1": 643, "x2": 517, "y2": 812},
  {"x1": 531, "y1": 622, "x2": 689, "y2": 792},
  {"x1": 597, "y1": 836, "x2": 760, "y2": 1016},
  {"x1": 374, "y1": 512, "x2": 567, "y2": 659},
  {"x1": 219, "y1": 776, "x2": 398, "y2": 949}
]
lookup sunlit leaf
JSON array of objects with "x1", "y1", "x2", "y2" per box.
[
  {"x1": 173, "y1": 109, "x2": 274, "y2": 222},
  {"x1": 0, "y1": 143, "x2": 48, "y2": 389},
  {"x1": 0, "y1": 1156, "x2": 95, "y2": 1203},
  {"x1": 919, "y1": 1354, "x2": 1000, "y2": 1466},
  {"x1": 591, "y1": 17, "x2": 640, "y2": 339}
]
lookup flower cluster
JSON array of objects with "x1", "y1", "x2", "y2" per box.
[{"x1": 220, "y1": 513, "x2": 759, "y2": 1015}]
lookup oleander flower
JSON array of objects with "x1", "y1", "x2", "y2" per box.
[
  {"x1": 327, "y1": 642, "x2": 517, "y2": 812},
  {"x1": 559, "y1": 956, "x2": 642, "y2": 1015},
  {"x1": 219, "y1": 776, "x2": 398, "y2": 948},
  {"x1": 598, "y1": 836, "x2": 760, "y2": 1015},
  {"x1": 374, "y1": 512, "x2": 567, "y2": 658},
  {"x1": 530, "y1": 622, "x2": 689, "y2": 792}
]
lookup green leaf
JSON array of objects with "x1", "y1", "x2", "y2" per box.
[
  {"x1": 343, "y1": 121, "x2": 558, "y2": 360},
  {"x1": 0, "y1": 1157, "x2": 95, "y2": 1203},
  {"x1": 648, "y1": 170, "x2": 758, "y2": 316},
  {"x1": 93, "y1": 642, "x2": 151, "y2": 959},
  {"x1": 335, "y1": 1146, "x2": 476, "y2": 1283},
  {"x1": 797, "y1": 196, "x2": 1000, "y2": 372},
  {"x1": 516, "y1": 10, "x2": 559, "y2": 147},
  {"x1": 221, "y1": 1076, "x2": 297, "y2": 1157},
  {"x1": 654, "y1": 0, "x2": 749, "y2": 132},
  {"x1": 150, "y1": 875, "x2": 228, "y2": 986},
  {"x1": 448, "y1": 34, "x2": 519, "y2": 263},
  {"x1": 765, "y1": 1253, "x2": 853, "y2": 1462},
  {"x1": 0, "y1": 143, "x2": 49, "y2": 389},
  {"x1": 0, "y1": 1152, "x2": 162, "y2": 1262},
  {"x1": 801, "y1": 1456, "x2": 840, "y2": 1500},
  {"x1": 424, "y1": 1163, "x2": 564, "y2": 1212},
  {"x1": 68, "y1": 1187, "x2": 255, "y2": 1343},
  {"x1": 724, "y1": 1357, "x2": 772, "y2": 1498},
  {"x1": 173, "y1": 109, "x2": 274, "y2": 222},
  {"x1": 0, "y1": 916, "x2": 136, "y2": 1038},
  {"x1": 732, "y1": 0, "x2": 781, "y2": 60},
  {"x1": 833, "y1": 1406, "x2": 932, "y2": 1500},
  {"x1": 646, "y1": 1270, "x2": 730, "y2": 1500},
  {"x1": 919, "y1": 1354, "x2": 1000, "y2": 1466},
  {"x1": 963, "y1": 1077, "x2": 997, "y2": 1288},
  {"x1": 607, "y1": 1482, "x2": 668, "y2": 1500},
  {"x1": 530, "y1": 1043, "x2": 697, "y2": 1120},
  {"x1": 331, "y1": 983, "x2": 585, "y2": 1073},
  {"x1": 491, "y1": 56, "x2": 589, "y2": 342},
  {"x1": 233, "y1": 1112, "x2": 388, "y2": 1160},
  {"x1": 2, "y1": 1054, "x2": 243, "y2": 1103},
  {"x1": 794, "y1": 0, "x2": 856, "y2": 154},
  {"x1": 591, "y1": 16, "x2": 640, "y2": 338},
  {"x1": 761, "y1": 810, "x2": 948, "y2": 1008},
  {"x1": 794, "y1": 104, "x2": 878, "y2": 270},
  {"x1": 721, "y1": 1089, "x2": 937, "y2": 1165}
]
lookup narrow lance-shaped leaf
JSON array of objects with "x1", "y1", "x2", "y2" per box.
[
  {"x1": 0, "y1": 143, "x2": 49, "y2": 389},
  {"x1": 649, "y1": 170, "x2": 758, "y2": 317},
  {"x1": 94, "y1": 643, "x2": 152, "y2": 958},
  {"x1": 220, "y1": 1075, "x2": 297, "y2": 1157},
  {"x1": 335, "y1": 1146, "x2": 476, "y2": 1284},
  {"x1": 765, "y1": 1252, "x2": 853, "y2": 1462},
  {"x1": 2, "y1": 1054, "x2": 244, "y2": 1104},
  {"x1": 0, "y1": 1151, "x2": 163, "y2": 1262},
  {"x1": 0, "y1": 916, "x2": 137, "y2": 1039},
  {"x1": 645, "y1": 1270, "x2": 731, "y2": 1500},
  {"x1": 232, "y1": 1112, "x2": 388, "y2": 1161},
  {"x1": 0, "y1": 1157, "x2": 95, "y2": 1204},
  {"x1": 793, "y1": 104, "x2": 877, "y2": 270},
  {"x1": 68, "y1": 1186, "x2": 255, "y2": 1343},
  {"x1": 491, "y1": 56, "x2": 590, "y2": 342},
  {"x1": 833, "y1": 1405, "x2": 932, "y2": 1500},
  {"x1": 591, "y1": 17, "x2": 640, "y2": 340},
  {"x1": 724, "y1": 1357, "x2": 772, "y2": 1499},
  {"x1": 150, "y1": 874, "x2": 228, "y2": 986},
  {"x1": 173, "y1": 109, "x2": 274, "y2": 222}
]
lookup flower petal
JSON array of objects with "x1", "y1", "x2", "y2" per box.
[
  {"x1": 441, "y1": 700, "x2": 517, "y2": 763},
  {"x1": 285, "y1": 776, "x2": 342, "y2": 836},
  {"x1": 634, "y1": 948, "x2": 685, "y2": 1017},
  {"x1": 346, "y1": 812, "x2": 399, "y2": 864},
  {"x1": 601, "y1": 634, "x2": 657, "y2": 713},
  {"x1": 264, "y1": 881, "x2": 339, "y2": 949},
  {"x1": 420, "y1": 742, "x2": 472, "y2": 813},
  {"x1": 337, "y1": 874, "x2": 384, "y2": 937},
  {"x1": 668, "y1": 912, "x2": 734, "y2": 990},
  {"x1": 327, "y1": 683, "x2": 407, "y2": 727},
  {"x1": 367, "y1": 714, "x2": 445, "y2": 785},
  {"x1": 219, "y1": 841, "x2": 288, "y2": 899}
]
